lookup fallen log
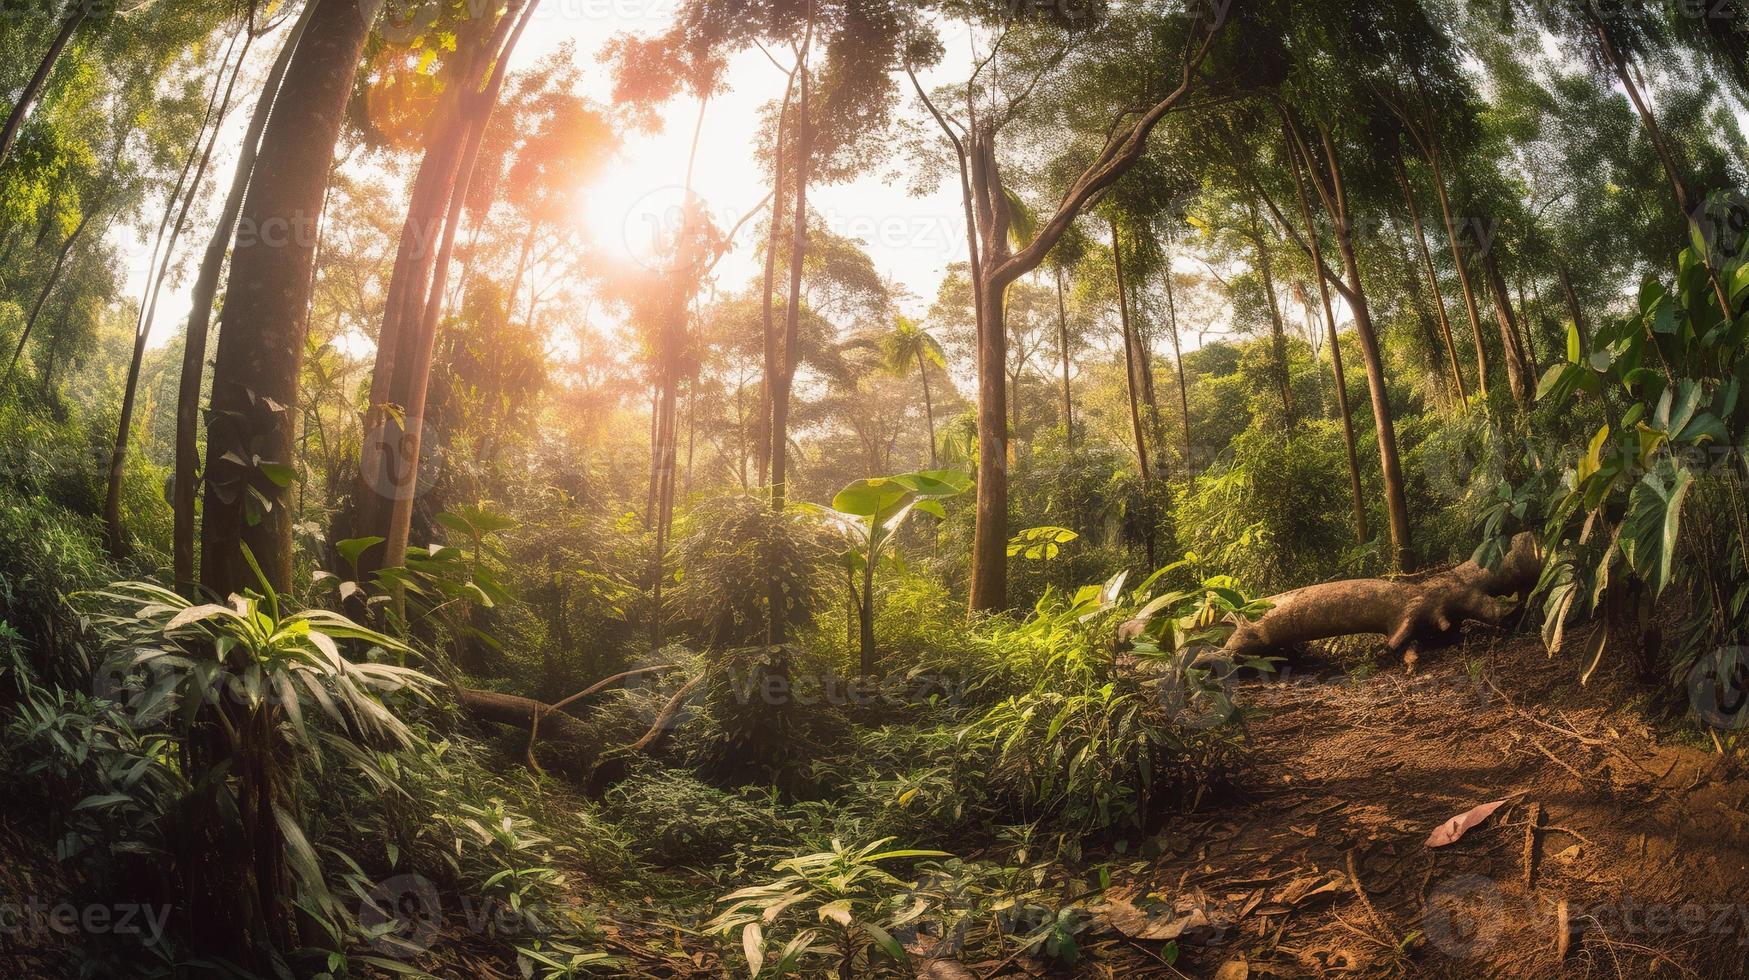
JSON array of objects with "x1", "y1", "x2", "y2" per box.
[
  {"x1": 1221, "y1": 532, "x2": 1542, "y2": 663},
  {"x1": 454, "y1": 687, "x2": 594, "y2": 742}
]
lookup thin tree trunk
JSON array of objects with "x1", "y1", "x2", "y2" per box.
[
  {"x1": 1285, "y1": 116, "x2": 1368, "y2": 546},
  {"x1": 0, "y1": 0, "x2": 94, "y2": 169},
  {"x1": 174, "y1": 0, "x2": 318, "y2": 591},
  {"x1": 1558, "y1": 262, "x2": 1590, "y2": 356},
  {"x1": 917, "y1": 346, "x2": 937, "y2": 468},
  {"x1": 1254, "y1": 227, "x2": 1295, "y2": 427},
  {"x1": 1053, "y1": 265, "x2": 1073, "y2": 446},
  {"x1": 105, "y1": 27, "x2": 253, "y2": 554},
  {"x1": 1111, "y1": 219, "x2": 1151, "y2": 484},
  {"x1": 1481, "y1": 249, "x2": 1531, "y2": 408},
  {"x1": 1162, "y1": 262, "x2": 1193, "y2": 476},
  {"x1": 356, "y1": 5, "x2": 526, "y2": 579},
  {"x1": 1392, "y1": 148, "x2": 1467, "y2": 402},
  {"x1": 1427, "y1": 150, "x2": 1490, "y2": 398},
  {"x1": 758, "y1": 68, "x2": 798, "y2": 487},
  {"x1": 1313, "y1": 122, "x2": 1412, "y2": 569},
  {"x1": 768, "y1": 21, "x2": 812, "y2": 647},
  {"x1": 4, "y1": 205, "x2": 96, "y2": 381}
]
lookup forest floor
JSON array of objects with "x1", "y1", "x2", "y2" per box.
[
  {"x1": 1088, "y1": 628, "x2": 1749, "y2": 980},
  {"x1": 4, "y1": 627, "x2": 1745, "y2": 978}
]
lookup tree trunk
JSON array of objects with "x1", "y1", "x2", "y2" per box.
[
  {"x1": 1316, "y1": 123, "x2": 1413, "y2": 570},
  {"x1": 1422, "y1": 121, "x2": 1490, "y2": 397},
  {"x1": 4, "y1": 204, "x2": 96, "y2": 381},
  {"x1": 962, "y1": 15, "x2": 1226, "y2": 612},
  {"x1": 1558, "y1": 263, "x2": 1590, "y2": 357},
  {"x1": 917, "y1": 347, "x2": 938, "y2": 467},
  {"x1": 175, "y1": 0, "x2": 318, "y2": 592},
  {"x1": 1220, "y1": 533, "x2": 1540, "y2": 668},
  {"x1": 1285, "y1": 118, "x2": 1368, "y2": 546},
  {"x1": 200, "y1": 0, "x2": 370, "y2": 597},
  {"x1": 355, "y1": 4, "x2": 529, "y2": 580},
  {"x1": 0, "y1": 0, "x2": 94, "y2": 170},
  {"x1": 1111, "y1": 219, "x2": 1151, "y2": 485},
  {"x1": 1392, "y1": 149, "x2": 1468, "y2": 402},
  {"x1": 769, "y1": 32, "x2": 812, "y2": 646},
  {"x1": 758, "y1": 69, "x2": 798, "y2": 488},
  {"x1": 1254, "y1": 227, "x2": 1296, "y2": 427},
  {"x1": 1054, "y1": 265, "x2": 1074, "y2": 446},
  {"x1": 1163, "y1": 263, "x2": 1193, "y2": 476},
  {"x1": 859, "y1": 553, "x2": 877, "y2": 675},
  {"x1": 190, "y1": 1, "x2": 372, "y2": 964},
  {"x1": 1481, "y1": 249, "x2": 1532, "y2": 409},
  {"x1": 105, "y1": 29, "x2": 253, "y2": 555}
]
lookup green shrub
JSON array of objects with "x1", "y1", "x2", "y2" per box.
[{"x1": 605, "y1": 769, "x2": 783, "y2": 866}]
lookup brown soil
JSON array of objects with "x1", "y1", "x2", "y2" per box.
[{"x1": 1096, "y1": 627, "x2": 1749, "y2": 979}]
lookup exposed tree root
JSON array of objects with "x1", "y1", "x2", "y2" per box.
[{"x1": 1221, "y1": 532, "x2": 1541, "y2": 662}]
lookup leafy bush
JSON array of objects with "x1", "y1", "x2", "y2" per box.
[
  {"x1": 605, "y1": 769, "x2": 783, "y2": 866},
  {"x1": 1176, "y1": 422, "x2": 1377, "y2": 593},
  {"x1": 670, "y1": 494, "x2": 833, "y2": 649},
  {"x1": 708, "y1": 837, "x2": 950, "y2": 978}
]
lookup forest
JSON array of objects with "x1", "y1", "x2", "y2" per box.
[{"x1": 0, "y1": 0, "x2": 1747, "y2": 976}]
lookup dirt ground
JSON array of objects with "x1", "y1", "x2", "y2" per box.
[{"x1": 1090, "y1": 627, "x2": 1749, "y2": 979}]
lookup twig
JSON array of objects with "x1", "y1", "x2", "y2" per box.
[
  {"x1": 1522, "y1": 802, "x2": 1542, "y2": 893},
  {"x1": 1529, "y1": 737, "x2": 1594, "y2": 784},
  {"x1": 1345, "y1": 850, "x2": 1398, "y2": 947}
]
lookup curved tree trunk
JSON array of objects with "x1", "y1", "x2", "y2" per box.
[
  {"x1": 354, "y1": 4, "x2": 527, "y2": 580},
  {"x1": 174, "y1": 0, "x2": 318, "y2": 591},
  {"x1": 4, "y1": 205, "x2": 97, "y2": 381},
  {"x1": 1315, "y1": 122, "x2": 1413, "y2": 570}
]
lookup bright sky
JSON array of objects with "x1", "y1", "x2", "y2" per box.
[{"x1": 121, "y1": 3, "x2": 971, "y2": 348}]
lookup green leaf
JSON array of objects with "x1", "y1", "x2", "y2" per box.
[
  {"x1": 259, "y1": 461, "x2": 299, "y2": 487},
  {"x1": 336, "y1": 536, "x2": 384, "y2": 567}
]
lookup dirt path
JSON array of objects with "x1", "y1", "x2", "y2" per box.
[{"x1": 1102, "y1": 629, "x2": 1749, "y2": 979}]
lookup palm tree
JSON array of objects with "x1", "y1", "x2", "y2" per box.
[{"x1": 849, "y1": 316, "x2": 947, "y2": 468}]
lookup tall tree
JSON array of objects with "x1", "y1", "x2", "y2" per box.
[
  {"x1": 929, "y1": 4, "x2": 1230, "y2": 612},
  {"x1": 354, "y1": 0, "x2": 538, "y2": 582},
  {"x1": 190, "y1": 0, "x2": 374, "y2": 962},
  {"x1": 174, "y1": 0, "x2": 319, "y2": 589}
]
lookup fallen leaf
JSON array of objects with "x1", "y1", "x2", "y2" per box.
[
  {"x1": 1214, "y1": 956, "x2": 1249, "y2": 980},
  {"x1": 1426, "y1": 799, "x2": 1510, "y2": 847}
]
